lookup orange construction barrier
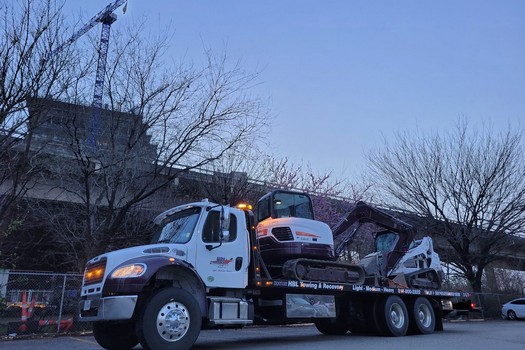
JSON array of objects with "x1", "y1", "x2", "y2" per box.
[
  {"x1": 19, "y1": 291, "x2": 28, "y2": 332},
  {"x1": 20, "y1": 291, "x2": 27, "y2": 322},
  {"x1": 27, "y1": 296, "x2": 36, "y2": 319},
  {"x1": 38, "y1": 318, "x2": 74, "y2": 332},
  {"x1": 18, "y1": 290, "x2": 74, "y2": 334}
]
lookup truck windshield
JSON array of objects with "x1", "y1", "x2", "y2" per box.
[{"x1": 152, "y1": 207, "x2": 201, "y2": 244}]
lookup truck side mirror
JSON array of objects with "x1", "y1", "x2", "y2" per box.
[
  {"x1": 221, "y1": 230, "x2": 230, "y2": 242},
  {"x1": 221, "y1": 206, "x2": 230, "y2": 232},
  {"x1": 206, "y1": 205, "x2": 231, "y2": 251}
]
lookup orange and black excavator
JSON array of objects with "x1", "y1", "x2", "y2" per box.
[{"x1": 255, "y1": 190, "x2": 444, "y2": 289}]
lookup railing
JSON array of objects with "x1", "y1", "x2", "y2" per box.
[{"x1": 0, "y1": 270, "x2": 91, "y2": 336}]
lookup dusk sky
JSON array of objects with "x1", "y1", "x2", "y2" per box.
[{"x1": 67, "y1": 0, "x2": 525, "y2": 177}]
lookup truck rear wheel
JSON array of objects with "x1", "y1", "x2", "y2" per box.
[
  {"x1": 314, "y1": 317, "x2": 348, "y2": 335},
  {"x1": 136, "y1": 287, "x2": 201, "y2": 350},
  {"x1": 408, "y1": 297, "x2": 435, "y2": 334},
  {"x1": 346, "y1": 299, "x2": 377, "y2": 335},
  {"x1": 375, "y1": 296, "x2": 408, "y2": 337},
  {"x1": 93, "y1": 320, "x2": 138, "y2": 350}
]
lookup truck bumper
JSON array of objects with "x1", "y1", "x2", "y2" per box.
[{"x1": 78, "y1": 294, "x2": 138, "y2": 322}]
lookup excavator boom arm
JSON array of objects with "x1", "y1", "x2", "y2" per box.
[{"x1": 332, "y1": 201, "x2": 416, "y2": 272}]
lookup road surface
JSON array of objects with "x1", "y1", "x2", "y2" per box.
[{"x1": 1, "y1": 320, "x2": 524, "y2": 350}]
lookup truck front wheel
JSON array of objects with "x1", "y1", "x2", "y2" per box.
[
  {"x1": 136, "y1": 287, "x2": 202, "y2": 350},
  {"x1": 93, "y1": 320, "x2": 138, "y2": 350}
]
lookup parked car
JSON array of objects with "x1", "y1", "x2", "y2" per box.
[{"x1": 501, "y1": 298, "x2": 525, "y2": 320}]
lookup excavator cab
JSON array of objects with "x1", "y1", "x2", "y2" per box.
[
  {"x1": 256, "y1": 190, "x2": 314, "y2": 222},
  {"x1": 359, "y1": 230, "x2": 401, "y2": 281},
  {"x1": 255, "y1": 190, "x2": 335, "y2": 266},
  {"x1": 374, "y1": 231, "x2": 399, "y2": 253},
  {"x1": 255, "y1": 190, "x2": 364, "y2": 283}
]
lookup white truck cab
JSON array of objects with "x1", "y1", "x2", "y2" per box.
[{"x1": 80, "y1": 201, "x2": 252, "y2": 326}]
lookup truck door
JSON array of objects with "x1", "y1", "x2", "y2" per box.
[{"x1": 196, "y1": 210, "x2": 249, "y2": 289}]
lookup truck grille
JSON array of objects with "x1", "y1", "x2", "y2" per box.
[
  {"x1": 272, "y1": 227, "x2": 294, "y2": 241},
  {"x1": 83, "y1": 258, "x2": 107, "y2": 286}
]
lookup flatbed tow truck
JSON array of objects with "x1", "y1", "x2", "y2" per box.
[{"x1": 78, "y1": 190, "x2": 470, "y2": 350}]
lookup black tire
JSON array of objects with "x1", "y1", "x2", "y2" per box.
[
  {"x1": 314, "y1": 318, "x2": 348, "y2": 335},
  {"x1": 93, "y1": 321, "x2": 138, "y2": 350},
  {"x1": 136, "y1": 287, "x2": 201, "y2": 350},
  {"x1": 375, "y1": 296, "x2": 409, "y2": 337},
  {"x1": 408, "y1": 297, "x2": 435, "y2": 334},
  {"x1": 347, "y1": 318, "x2": 372, "y2": 335},
  {"x1": 370, "y1": 298, "x2": 386, "y2": 335},
  {"x1": 507, "y1": 310, "x2": 517, "y2": 320},
  {"x1": 346, "y1": 299, "x2": 378, "y2": 335}
]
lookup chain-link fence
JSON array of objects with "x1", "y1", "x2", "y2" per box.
[{"x1": 0, "y1": 269, "x2": 91, "y2": 337}]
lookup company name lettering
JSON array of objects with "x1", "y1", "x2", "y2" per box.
[{"x1": 298, "y1": 282, "x2": 343, "y2": 291}]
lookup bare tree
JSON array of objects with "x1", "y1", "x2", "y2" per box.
[
  {"x1": 263, "y1": 157, "x2": 372, "y2": 227},
  {"x1": 187, "y1": 147, "x2": 271, "y2": 206},
  {"x1": 181, "y1": 151, "x2": 374, "y2": 227},
  {"x1": 28, "y1": 20, "x2": 269, "y2": 270},
  {"x1": 488, "y1": 267, "x2": 525, "y2": 294},
  {"x1": 172, "y1": 148, "x2": 374, "y2": 228},
  {"x1": 367, "y1": 120, "x2": 525, "y2": 292},
  {"x1": 258, "y1": 157, "x2": 375, "y2": 263},
  {"x1": 0, "y1": 0, "x2": 86, "y2": 265}
]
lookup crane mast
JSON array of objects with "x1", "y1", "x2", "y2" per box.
[
  {"x1": 45, "y1": 0, "x2": 128, "y2": 149},
  {"x1": 89, "y1": 12, "x2": 117, "y2": 148}
]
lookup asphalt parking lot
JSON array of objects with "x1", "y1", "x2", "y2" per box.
[{"x1": 1, "y1": 319, "x2": 524, "y2": 350}]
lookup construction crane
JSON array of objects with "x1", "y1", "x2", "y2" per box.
[{"x1": 46, "y1": 0, "x2": 128, "y2": 149}]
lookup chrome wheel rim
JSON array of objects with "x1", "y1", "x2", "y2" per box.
[
  {"x1": 156, "y1": 301, "x2": 190, "y2": 342},
  {"x1": 418, "y1": 303, "x2": 432, "y2": 328},
  {"x1": 389, "y1": 303, "x2": 405, "y2": 329}
]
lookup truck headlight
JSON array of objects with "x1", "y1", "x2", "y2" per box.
[{"x1": 111, "y1": 264, "x2": 146, "y2": 278}]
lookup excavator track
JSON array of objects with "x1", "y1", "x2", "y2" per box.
[{"x1": 282, "y1": 258, "x2": 365, "y2": 284}]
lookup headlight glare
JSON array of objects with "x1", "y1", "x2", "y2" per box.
[{"x1": 111, "y1": 264, "x2": 146, "y2": 278}]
